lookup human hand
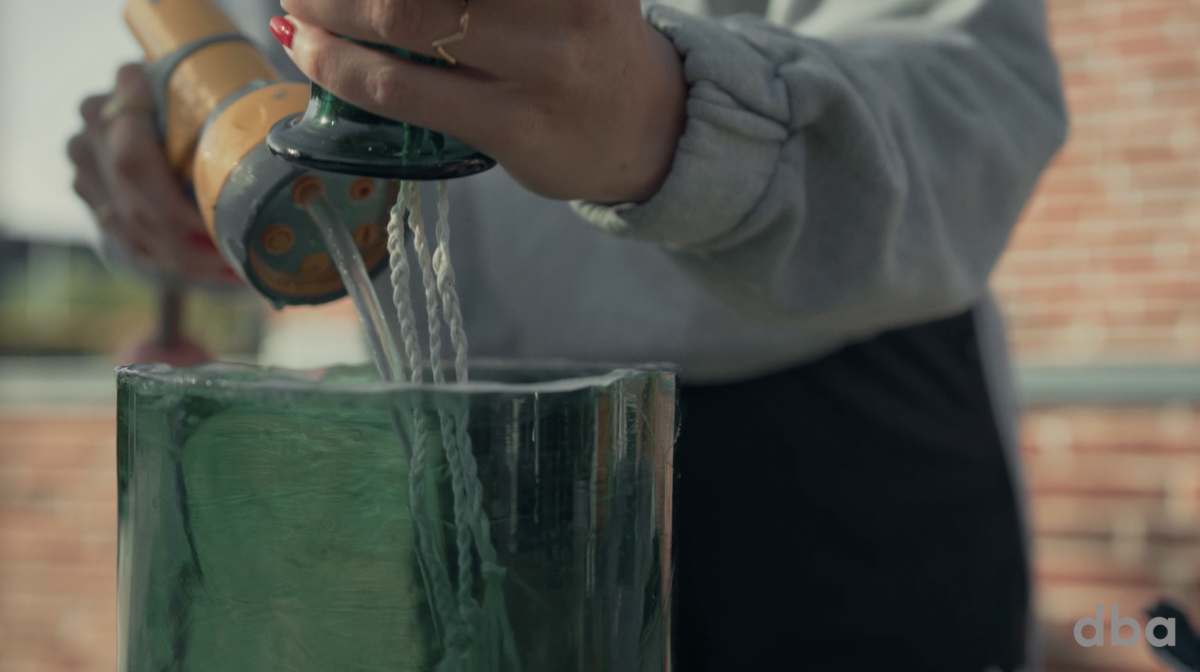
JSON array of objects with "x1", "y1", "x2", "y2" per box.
[
  {"x1": 272, "y1": 0, "x2": 688, "y2": 203},
  {"x1": 68, "y1": 64, "x2": 238, "y2": 283}
]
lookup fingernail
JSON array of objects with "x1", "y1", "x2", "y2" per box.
[
  {"x1": 269, "y1": 16, "x2": 296, "y2": 49},
  {"x1": 186, "y1": 231, "x2": 218, "y2": 252},
  {"x1": 221, "y1": 266, "x2": 241, "y2": 282}
]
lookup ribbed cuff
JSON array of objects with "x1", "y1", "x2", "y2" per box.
[{"x1": 570, "y1": 6, "x2": 787, "y2": 249}]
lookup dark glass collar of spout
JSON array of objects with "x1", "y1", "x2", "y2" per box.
[{"x1": 267, "y1": 47, "x2": 495, "y2": 180}]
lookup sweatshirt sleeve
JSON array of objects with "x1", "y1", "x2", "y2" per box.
[{"x1": 571, "y1": 0, "x2": 1069, "y2": 332}]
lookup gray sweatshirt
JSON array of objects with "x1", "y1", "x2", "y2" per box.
[{"x1": 453, "y1": 0, "x2": 1069, "y2": 384}]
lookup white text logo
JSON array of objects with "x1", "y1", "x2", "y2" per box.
[{"x1": 1074, "y1": 604, "x2": 1175, "y2": 648}]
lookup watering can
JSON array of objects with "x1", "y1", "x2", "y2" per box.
[{"x1": 124, "y1": 0, "x2": 492, "y2": 307}]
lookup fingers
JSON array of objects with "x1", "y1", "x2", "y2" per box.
[
  {"x1": 280, "y1": 0, "x2": 498, "y2": 67},
  {"x1": 98, "y1": 102, "x2": 208, "y2": 273},
  {"x1": 102, "y1": 63, "x2": 160, "y2": 180},
  {"x1": 67, "y1": 134, "x2": 107, "y2": 211},
  {"x1": 283, "y1": 16, "x2": 507, "y2": 147},
  {"x1": 113, "y1": 62, "x2": 156, "y2": 107},
  {"x1": 68, "y1": 131, "x2": 156, "y2": 260},
  {"x1": 71, "y1": 64, "x2": 231, "y2": 280},
  {"x1": 80, "y1": 95, "x2": 106, "y2": 128}
]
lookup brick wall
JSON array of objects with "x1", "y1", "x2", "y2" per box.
[
  {"x1": 994, "y1": 1, "x2": 1200, "y2": 670},
  {"x1": 994, "y1": 0, "x2": 1200, "y2": 365},
  {"x1": 1026, "y1": 405, "x2": 1200, "y2": 671},
  {"x1": 0, "y1": 412, "x2": 116, "y2": 672}
]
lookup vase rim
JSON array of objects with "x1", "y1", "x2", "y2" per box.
[{"x1": 116, "y1": 358, "x2": 679, "y2": 397}]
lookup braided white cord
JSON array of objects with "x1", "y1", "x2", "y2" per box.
[
  {"x1": 408, "y1": 411, "x2": 466, "y2": 647},
  {"x1": 454, "y1": 406, "x2": 523, "y2": 669},
  {"x1": 405, "y1": 181, "x2": 447, "y2": 386},
  {"x1": 429, "y1": 178, "x2": 513, "y2": 662},
  {"x1": 429, "y1": 181, "x2": 489, "y2": 591},
  {"x1": 385, "y1": 183, "x2": 466, "y2": 652},
  {"x1": 433, "y1": 181, "x2": 501, "y2": 586},
  {"x1": 388, "y1": 183, "x2": 424, "y2": 384},
  {"x1": 447, "y1": 408, "x2": 500, "y2": 574},
  {"x1": 434, "y1": 180, "x2": 470, "y2": 383},
  {"x1": 431, "y1": 181, "x2": 519, "y2": 663},
  {"x1": 410, "y1": 182, "x2": 484, "y2": 624},
  {"x1": 408, "y1": 184, "x2": 481, "y2": 619},
  {"x1": 388, "y1": 179, "x2": 516, "y2": 668},
  {"x1": 435, "y1": 409, "x2": 481, "y2": 621}
]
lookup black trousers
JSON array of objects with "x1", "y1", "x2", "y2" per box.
[{"x1": 674, "y1": 308, "x2": 1027, "y2": 672}]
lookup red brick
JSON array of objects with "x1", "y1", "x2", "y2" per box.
[{"x1": 1002, "y1": 0, "x2": 1200, "y2": 374}]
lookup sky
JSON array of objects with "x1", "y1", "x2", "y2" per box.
[{"x1": 0, "y1": 0, "x2": 143, "y2": 245}]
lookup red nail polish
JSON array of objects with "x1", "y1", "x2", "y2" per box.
[
  {"x1": 269, "y1": 16, "x2": 296, "y2": 49},
  {"x1": 220, "y1": 266, "x2": 241, "y2": 282},
  {"x1": 187, "y1": 231, "x2": 218, "y2": 252}
]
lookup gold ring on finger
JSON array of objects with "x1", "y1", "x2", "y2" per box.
[
  {"x1": 431, "y1": 0, "x2": 470, "y2": 66},
  {"x1": 99, "y1": 96, "x2": 156, "y2": 126}
]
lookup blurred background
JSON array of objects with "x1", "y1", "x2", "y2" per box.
[
  {"x1": 994, "y1": 2, "x2": 1200, "y2": 669},
  {"x1": 0, "y1": 1, "x2": 1198, "y2": 671}
]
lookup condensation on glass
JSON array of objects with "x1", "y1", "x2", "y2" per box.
[{"x1": 116, "y1": 361, "x2": 678, "y2": 672}]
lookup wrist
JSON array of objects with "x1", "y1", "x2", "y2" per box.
[{"x1": 591, "y1": 27, "x2": 687, "y2": 204}]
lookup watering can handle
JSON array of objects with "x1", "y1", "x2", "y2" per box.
[{"x1": 124, "y1": 0, "x2": 281, "y2": 179}]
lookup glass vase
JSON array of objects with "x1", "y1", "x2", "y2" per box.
[{"x1": 116, "y1": 360, "x2": 678, "y2": 672}]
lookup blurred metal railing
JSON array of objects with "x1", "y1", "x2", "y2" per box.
[{"x1": 1017, "y1": 365, "x2": 1200, "y2": 406}]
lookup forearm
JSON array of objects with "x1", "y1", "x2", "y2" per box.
[{"x1": 574, "y1": 0, "x2": 1069, "y2": 332}]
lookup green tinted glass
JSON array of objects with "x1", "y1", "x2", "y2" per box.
[
  {"x1": 267, "y1": 45, "x2": 494, "y2": 180},
  {"x1": 117, "y1": 362, "x2": 677, "y2": 671}
]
